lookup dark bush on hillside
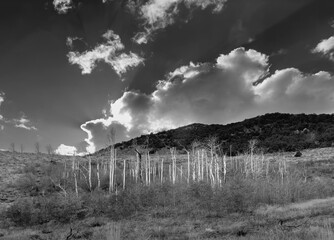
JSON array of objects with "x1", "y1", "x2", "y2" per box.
[
  {"x1": 105, "y1": 192, "x2": 140, "y2": 220},
  {"x1": 5, "y1": 198, "x2": 36, "y2": 226},
  {"x1": 6, "y1": 194, "x2": 82, "y2": 226},
  {"x1": 224, "y1": 177, "x2": 254, "y2": 213},
  {"x1": 41, "y1": 194, "x2": 83, "y2": 223}
]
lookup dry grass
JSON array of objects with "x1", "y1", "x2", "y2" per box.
[{"x1": 1, "y1": 147, "x2": 334, "y2": 239}]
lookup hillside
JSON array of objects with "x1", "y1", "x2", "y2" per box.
[{"x1": 96, "y1": 112, "x2": 334, "y2": 156}]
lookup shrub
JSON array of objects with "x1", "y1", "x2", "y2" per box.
[
  {"x1": 6, "y1": 194, "x2": 83, "y2": 226},
  {"x1": 15, "y1": 173, "x2": 38, "y2": 193},
  {"x1": 5, "y1": 198, "x2": 36, "y2": 226},
  {"x1": 41, "y1": 194, "x2": 83, "y2": 223}
]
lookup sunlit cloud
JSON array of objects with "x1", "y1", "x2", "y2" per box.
[
  {"x1": 132, "y1": 0, "x2": 227, "y2": 44},
  {"x1": 13, "y1": 115, "x2": 37, "y2": 131},
  {"x1": 0, "y1": 92, "x2": 5, "y2": 129},
  {"x1": 53, "y1": 0, "x2": 73, "y2": 14},
  {"x1": 0, "y1": 92, "x2": 4, "y2": 106},
  {"x1": 312, "y1": 35, "x2": 334, "y2": 60},
  {"x1": 68, "y1": 30, "x2": 144, "y2": 76},
  {"x1": 55, "y1": 144, "x2": 77, "y2": 156},
  {"x1": 80, "y1": 47, "x2": 334, "y2": 152}
]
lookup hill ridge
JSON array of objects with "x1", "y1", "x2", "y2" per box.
[{"x1": 94, "y1": 112, "x2": 334, "y2": 156}]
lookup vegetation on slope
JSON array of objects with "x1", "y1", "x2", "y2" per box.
[{"x1": 96, "y1": 112, "x2": 334, "y2": 156}]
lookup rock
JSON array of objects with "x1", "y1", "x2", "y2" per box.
[
  {"x1": 294, "y1": 151, "x2": 302, "y2": 157},
  {"x1": 41, "y1": 229, "x2": 52, "y2": 234},
  {"x1": 29, "y1": 234, "x2": 44, "y2": 240},
  {"x1": 0, "y1": 232, "x2": 4, "y2": 237}
]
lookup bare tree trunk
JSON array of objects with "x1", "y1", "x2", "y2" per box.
[
  {"x1": 64, "y1": 159, "x2": 67, "y2": 178},
  {"x1": 187, "y1": 151, "x2": 190, "y2": 184},
  {"x1": 73, "y1": 156, "x2": 78, "y2": 197},
  {"x1": 109, "y1": 146, "x2": 114, "y2": 194},
  {"x1": 148, "y1": 152, "x2": 151, "y2": 185},
  {"x1": 97, "y1": 159, "x2": 100, "y2": 190},
  {"x1": 114, "y1": 149, "x2": 117, "y2": 194},
  {"x1": 88, "y1": 156, "x2": 92, "y2": 191},
  {"x1": 192, "y1": 153, "x2": 196, "y2": 182},
  {"x1": 145, "y1": 152, "x2": 148, "y2": 185},
  {"x1": 135, "y1": 149, "x2": 142, "y2": 183},
  {"x1": 161, "y1": 159, "x2": 164, "y2": 184},
  {"x1": 180, "y1": 165, "x2": 183, "y2": 182},
  {"x1": 169, "y1": 164, "x2": 171, "y2": 182},
  {"x1": 223, "y1": 155, "x2": 227, "y2": 183},
  {"x1": 74, "y1": 170, "x2": 78, "y2": 197},
  {"x1": 123, "y1": 159, "x2": 126, "y2": 190},
  {"x1": 171, "y1": 148, "x2": 176, "y2": 184}
]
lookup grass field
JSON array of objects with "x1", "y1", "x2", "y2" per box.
[{"x1": 1, "y1": 147, "x2": 334, "y2": 239}]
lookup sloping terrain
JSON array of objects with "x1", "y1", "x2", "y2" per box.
[
  {"x1": 95, "y1": 113, "x2": 334, "y2": 156},
  {"x1": 0, "y1": 152, "x2": 73, "y2": 213}
]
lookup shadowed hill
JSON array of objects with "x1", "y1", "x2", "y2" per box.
[{"x1": 94, "y1": 112, "x2": 334, "y2": 156}]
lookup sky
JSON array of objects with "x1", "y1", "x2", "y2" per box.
[{"x1": 1, "y1": 0, "x2": 334, "y2": 155}]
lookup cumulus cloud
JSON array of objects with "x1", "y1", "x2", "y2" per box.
[
  {"x1": 80, "y1": 47, "x2": 334, "y2": 152},
  {"x1": 68, "y1": 30, "x2": 144, "y2": 76},
  {"x1": 312, "y1": 36, "x2": 334, "y2": 60},
  {"x1": 13, "y1": 115, "x2": 37, "y2": 131},
  {"x1": 53, "y1": 0, "x2": 73, "y2": 14},
  {"x1": 55, "y1": 144, "x2": 77, "y2": 156},
  {"x1": 132, "y1": 0, "x2": 227, "y2": 44},
  {"x1": 80, "y1": 117, "x2": 129, "y2": 153}
]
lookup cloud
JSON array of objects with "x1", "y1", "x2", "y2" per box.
[
  {"x1": 111, "y1": 53, "x2": 145, "y2": 76},
  {"x1": 68, "y1": 30, "x2": 144, "y2": 76},
  {"x1": 80, "y1": 117, "x2": 128, "y2": 153},
  {"x1": 0, "y1": 92, "x2": 5, "y2": 129},
  {"x1": 0, "y1": 93, "x2": 38, "y2": 131},
  {"x1": 254, "y1": 70, "x2": 334, "y2": 113},
  {"x1": 183, "y1": 0, "x2": 226, "y2": 12},
  {"x1": 0, "y1": 92, "x2": 4, "y2": 106},
  {"x1": 53, "y1": 0, "x2": 73, "y2": 14},
  {"x1": 80, "y1": 47, "x2": 334, "y2": 152},
  {"x1": 0, "y1": 92, "x2": 4, "y2": 111},
  {"x1": 312, "y1": 36, "x2": 334, "y2": 60},
  {"x1": 132, "y1": 0, "x2": 227, "y2": 44},
  {"x1": 13, "y1": 115, "x2": 37, "y2": 131},
  {"x1": 55, "y1": 144, "x2": 77, "y2": 156}
]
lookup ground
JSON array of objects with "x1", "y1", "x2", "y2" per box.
[{"x1": 1, "y1": 148, "x2": 334, "y2": 239}]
